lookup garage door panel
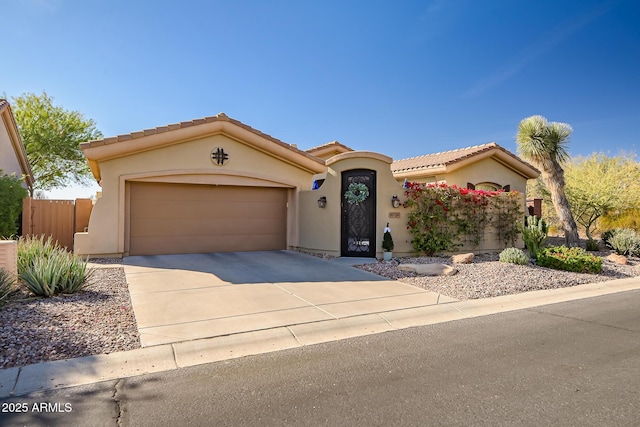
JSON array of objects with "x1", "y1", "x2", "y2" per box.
[
  {"x1": 129, "y1": 182, "x2": 288, "y2": 255},
  {"x1": 131, "y1": 199, "x2": 286, "y2": 219},
  {"x1": 130, "y1": 217, "x2": 286, "y2": 238},
  {"x1": 131, "y1": 234, "x2": 286, "y2": 254}
]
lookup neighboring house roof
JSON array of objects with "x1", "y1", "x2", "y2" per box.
[
  {"x1": 81, "y1": 113, "x2": 327, "y2": 181},
  {"x1": 306, "y1": 140, "x2": 353, "y2": 160},
  {"x1": 391, "y1": 142, "x2": 540, "y2": 180},
  {"x1": 0, "y1": 99, "x2": 34, "y2": 189}
]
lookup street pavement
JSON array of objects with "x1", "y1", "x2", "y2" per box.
[{"x1": 2, "y1": 289, "x2": 640, "y2": 426}]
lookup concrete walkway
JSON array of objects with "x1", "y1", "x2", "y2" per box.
[
  {"x1": 2, "y1": 253, "x2": 640, "y2": 397},
  {"x1": 122, "y1": 251, "x2": 455, "y2": 347}
]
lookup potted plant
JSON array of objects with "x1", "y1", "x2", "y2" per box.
[{"x1": 382, "y1": 223, "x2": 394, "y2": 261}]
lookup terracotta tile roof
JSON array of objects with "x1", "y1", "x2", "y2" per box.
[
  {"x1": 306, "y1": 140, "x2": 353, "y2": 153},
  {"x1": 83, "y1": 112, "x2": 291, "y2": 149},
  {"x1": 391, "y1": 142, "x2": 538, "y2": 176}
]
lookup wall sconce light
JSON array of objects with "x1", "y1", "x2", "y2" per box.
[
  {"x1": 318, "y1": 196, "x2": 327, "y2": 208},
  {"x1": 391, "y1": 195, "x2": 401, "y2": 208}
]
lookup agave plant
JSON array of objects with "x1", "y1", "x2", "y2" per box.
[
  {"x1": 18, "y1": 235, "x2": 94, "y2": 297},
  {"x1": 0, "y1": 268, "x2": 16, "y2": 306}
]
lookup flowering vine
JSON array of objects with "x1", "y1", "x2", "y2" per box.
[{"x1": 404, "y1": 182, "x2": 522, "y2": 255}]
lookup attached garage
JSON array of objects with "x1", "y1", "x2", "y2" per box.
[
  {"x1": 75, "y1": 113, "x2": 327, "y2": 257},
  {"x1": 128, "y1": 182, "x2": 288, "y2": 256}
]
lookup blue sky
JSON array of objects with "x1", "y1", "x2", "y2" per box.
[{"x1": 2, "y1": 0, "x2": 639, "y2": 198}]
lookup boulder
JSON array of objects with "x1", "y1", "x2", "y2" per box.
[
  {"x1": 452, "y1": 253, "x2": 474, "y2": 264},
  {"x1": 606, "y1": 253, "x2": 628, "y2": 265},
  {"x1": 398, "y1": 263, "x2": 458, "y2": 276}
]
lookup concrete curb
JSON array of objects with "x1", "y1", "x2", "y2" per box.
[{"x1": 2, "y1": 276, "x2": 639, "y2": 398}]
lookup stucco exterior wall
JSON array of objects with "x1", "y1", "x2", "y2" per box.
[
  {"x1": 0, "y1": 118, "x2": 23, "y2": 178},
  {"x1": 75, "y1": 133, "x2": 317, "y2": 256},
  {"x1": 394, "y1": 158, "x2": 528, "y2": 195},
  {"x1": 297, "y1": 152, "x2": 415, "y2": 258},
  {"x1": 443, "y1": 157, "x2": 528, "y2": 194}
]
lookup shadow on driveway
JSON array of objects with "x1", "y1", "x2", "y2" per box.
[{"x1": 123, "y1": 250, "x2": 389, "y2": 284}]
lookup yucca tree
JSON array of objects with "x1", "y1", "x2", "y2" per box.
[{"x1": 516, "y1": 115, "x2": 580, "y2": 246}]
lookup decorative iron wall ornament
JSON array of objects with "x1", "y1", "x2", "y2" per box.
[{"x1": 211, "y1": 147, "x2": 229, "y2": 165}]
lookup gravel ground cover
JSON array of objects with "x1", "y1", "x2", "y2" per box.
[
  {"x1": 355, "y1": 244, "x2": 640, "y2": 300},
  {"x1": 0, "y1": 263, "x2": 140, "y2": 369}
]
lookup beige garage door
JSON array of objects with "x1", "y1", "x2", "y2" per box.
[{"x1": 129, "y1": 182, "x2": 288, "y2": 255}]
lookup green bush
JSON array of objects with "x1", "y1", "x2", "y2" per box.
[
  {"x1": 17, "y1": 235, "x2": 94, "y2": 297},
  {"x1": 601, "y1": 229, "x2": 616, "y2": 247},
  {"x1": 585, "y1": 238, "x2": 600, "y2": 252},
  {"x1": 0, "y1": 171, "x2": 28, "y2": 238},
  {"x1": 537, "y1": 246, "x2": 603, "y2": 274},
  {"x1": 520, "y1": 215, "x2": 547, "y2": 259},
  {"x1": 603, "y1": 228, "x2": 640, "y2": 256},
  {"x1": 499, "y1": 247, "x2": 529, "y2": 265},
  {"x1": 0, "y1": 268, "x2": 16, "y2": 306}
]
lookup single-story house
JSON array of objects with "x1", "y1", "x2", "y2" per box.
[
  {"x1": 0, "y1": 99, "x2": 34, "y2": 191},
  {"x1": 75, "y1": 113, "x2": 539, "y2": 258}
]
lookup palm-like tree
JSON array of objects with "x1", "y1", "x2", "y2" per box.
[{"x1": 516, "y1": 115, "x2": 580, "y2": 246}]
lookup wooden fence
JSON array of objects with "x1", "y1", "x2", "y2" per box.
[{"x1": 22, "y1": 198, "x2": 93, "y2": 251}]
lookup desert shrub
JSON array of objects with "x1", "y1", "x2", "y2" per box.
[
  {"x1": 520, "y1": 215, "x2": 548, "y2": 259},
  {"x1": 600, "y1": 209, "x2": 640, "y2": 234},
  {"x1": 604, "y1": 228, "x2": 640, "y2": 256},
  {"x1": 537, "y1": 246, "x2": 602, "y2": 274},
  {"x1": 585, "y1": 238, "x2": 600, "y2": 251},
  {"x1": 601, "y1": 229, "x2": 616, "y2": 248},
  {"x1": 499, "y1": 247, "x2": 529, "y2": 265},
  {"x1": 0, "y1": 268, "x2": 16, "y2": 306},
  {"x1": 17, "y1": 235, "x2": 94, "y2": 297}
]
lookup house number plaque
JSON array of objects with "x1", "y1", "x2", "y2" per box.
[{"x1": 211, "y1": 147, "x2": 229, "y2": 165}]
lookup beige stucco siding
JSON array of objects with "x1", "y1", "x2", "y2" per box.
[
  {"x1": 0, "y1": 118, "x2": 23, "y2": 178},
  {"x1": 443, "y1": 157, "x2": 528, "y2": 194},
  {"x1": 75, "y1": 133, "x2": 317, "y2": 256},
  {"x1": 298, "y1": 153, "x2": 414, "y2": 258}
]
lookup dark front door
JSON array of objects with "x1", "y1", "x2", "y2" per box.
[{"x1": 341, "y1": 169, "x2": 376, "y2": 257}]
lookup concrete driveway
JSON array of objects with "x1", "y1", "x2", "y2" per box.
[{"x1": 123, "y1": 251, "x2": 455, "y2": 347}]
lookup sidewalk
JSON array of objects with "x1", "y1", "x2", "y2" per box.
[{"x1": 2, "y1": 275, "x2": 639, "y2": 398}]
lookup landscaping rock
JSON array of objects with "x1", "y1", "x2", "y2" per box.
[
  {"x1": 397, "y1": 263, "x2": 458, "y2": 276},
  {"x1": 606, "y1": 254, "x2": 628, "y2": 265},
  {"x1": 452, "y1": 253, "x2": 474, "y2": 264}
]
